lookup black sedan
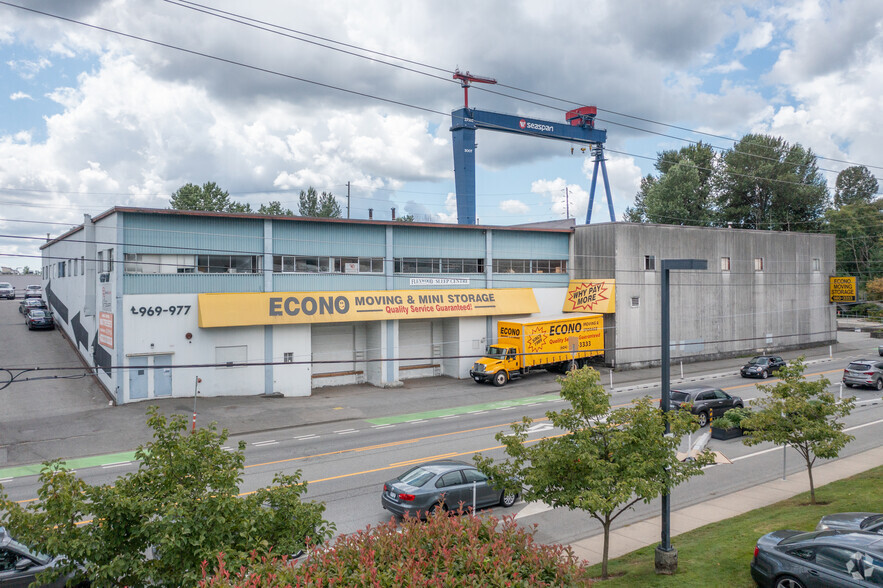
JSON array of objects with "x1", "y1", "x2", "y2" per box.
[
  {"x1": 817, "y1": 513, "x2": 883, "y2": 535},
  {"x1": 661, "y1": 386, "x2": 743, "y2": 427},
  {"x1": 751, "y1": 529, "x2": 883, "y2": 587},
  {"x1": 25, "y1": 309, "x2": 54, "y2": 330},
  {"x1": 741, "y1": 355, "x2": 786, "y2": 379},
  {"x1": 381, "y1": 460, "x2": 517, "y2": 519},
  {"x1": 19, "y1": 298, "x2": 47, "y2": 314}
]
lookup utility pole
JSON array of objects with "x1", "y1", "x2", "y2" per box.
[
  {"x1": 347, "y1": 181, "x2": 351, "y2": 219},
  {"x1": 565, "y1": 186, "x2": 570, "y2": 219}
]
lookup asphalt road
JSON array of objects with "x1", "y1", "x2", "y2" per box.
[{"x1": 3, "y1": 349, "x2": 881, "y2": 548}]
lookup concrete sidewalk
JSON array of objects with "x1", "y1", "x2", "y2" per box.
[{"x1": 568, "y1": 445, "x2": 883, "y2": 566}]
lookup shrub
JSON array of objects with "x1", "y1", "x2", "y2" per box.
[
  {"x1": 199, "y1": 508, "x2": 593, "y2": 587},
  {"x1": 712, "y1": 407, "x2": 753, "y2": 430}
]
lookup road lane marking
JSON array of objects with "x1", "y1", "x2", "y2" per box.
[
  {"x1": 334, "y1": 429, "x2": 358, "y2": 435},
  {"x1": 253, "y1": 440, "x2": 278, "y2": 446},
  {"x1": 100, "y1": 461, "x2": 132, "y2": 469}
]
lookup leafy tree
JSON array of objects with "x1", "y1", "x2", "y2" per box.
[
  {"x1": 396, "y1": 214, "x2": 416, "y2": 222},
  {"x1": 867, "y1": 276, "x2": 883, "y2": 300},
  {"x1": 716, "y1": 134, "x2": 829, "y2": 231},
  {"x1": 199, "y1": 508, "x2": 592, "y2": 587},
  {"x1": 623, "y1": 143, "x2": 716, "y2": 225},
  {"x1": 834, "y1": 165, "x2": 879, "y2": 208},
  {"x1": 298, "y1": 187, "x2": 342, "y2": 218},
  {"x1": 474, "y1": 366, "x2": 711, "y2": 579},
  {"x1": 0, "y1": 407, "x2": 333, "y2": 587},
  {"x1": 741, "y1": 358, "x2": 854, "y2": 504},
  {"x1": 258, "y1": 201, "x2": 294, "y2": 216},
  {"x1": 824, "y1": 198, "x2": 883, "y2": 281},
  {"x1": 170, "y1": 182, "x2": 252, "y2": 213}
]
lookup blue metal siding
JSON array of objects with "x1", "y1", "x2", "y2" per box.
[
  {"x1": 492, "y1": 274, "x2": 570, "y2": 288},
  {"x1": 123, "y1": 213, "x2": 263, "y2": 256},
  {"x1": 274, "y1": 273, "x2": 387, "y2": 292},
  {"x1": 273, "y1": 221, "x2": 385, "y2": 257},
  {"x1": 392, "y1": 226, "x2": 486, "y2": 258},
  {"x1": 389, "y1": 275, "x2": 488, "y2": 290},
  {"x1": 491, "y1": 231, "x2": 569, "y2": 259},
  {"x1": 125, "y1": 273, "x2": 263, "y2": 294}
]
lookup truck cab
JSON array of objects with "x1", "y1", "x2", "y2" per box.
[{"x1": 470, "y1": 345, "x2": 521, "y2": 386}]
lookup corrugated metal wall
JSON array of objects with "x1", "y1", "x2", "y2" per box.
[
  {"x1": 125, "y1": 273, "x2": 263, "y2": 294},
  {"x1": 123, "y1": 213, "x2": 264, "y2": 256},
  {"x1": 491, "y1": 230, "x2": 570, "y2": 259},
  {"x1": 392, "y1": 226, "x2": 485, "y2": 258},
  {"x1": 273, "y1": 221, "x2": 386, "y2": 257}
]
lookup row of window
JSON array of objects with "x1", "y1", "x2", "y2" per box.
[
  {"x1": 643, "y1": 255, "x2": 822, "y2": 272},
  {"x1": 122, "y1": 254, "x2": 567, "y2": 275},
  {"x1": 48, "y1": 249, "x2": 113, "y2": 279}
]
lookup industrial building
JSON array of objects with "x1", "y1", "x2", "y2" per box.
[{"x1": 40, "y1": 208, "x2": 836, "y2": 404}]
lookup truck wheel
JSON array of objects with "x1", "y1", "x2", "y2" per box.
[{"x1": 493, "y1": 371, "x2": 508, "y2": 387}]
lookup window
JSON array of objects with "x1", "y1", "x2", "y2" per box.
[
  {"x1": 283, "y1": 352, "x2": 293, "y2": 363},
  {"x1": 197, "y1": 255, "x2": 261, "y2": 274},
  {"x1": 814, "y1": 546, "x2": 859, "y2": 575},
  {"x1": 813, "y1": 258, "x2": 820, "y2": 272},
  {"x1": 754, "y1": 257, "x2": 764, "y2": 271},
  {"x1": 272, "y1": 256, "x2": 383, "y2": 274},
  {"x1": 631, "y1": 296, "x2": 640, "y2": 308},
  {"x1": 644, "y1": 255, "x2": 656, "y2": 271},
  {"x1": 58, "y1": 261, "x2": 66, "y2": 278},
  {"x1": 216, "y1": 345, "x2": 247, "y2": 368},
  {"x1": 395, "y1": 258, "x2": 487, "y2": 274},
  {"x1": 436, "y1": 471, "x2": 464, "y2": 488},
  {"x1": 462, "y1": 468, "x2": 487, "y2": 483},
  {"x1": 106, "y1": 248, "x2": 113, "y2": 272},
  {"x1": 720, "y1": 257, "x2": 730, "y2": 272},
  {"x1": 492, "y1": 259, "x2": 565, "y2": 274}
]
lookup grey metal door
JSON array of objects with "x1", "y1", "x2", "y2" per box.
[
  {"x1": 154, "y1": 354, "x2": 172, "y2": 397},
  {"x1": 129, "y1": 356, "x2": 148, "y2": 400}
]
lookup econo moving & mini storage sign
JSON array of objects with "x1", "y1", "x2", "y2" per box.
[{"x1": 197, "y1": 288, "x2": 539, "y2": 327}]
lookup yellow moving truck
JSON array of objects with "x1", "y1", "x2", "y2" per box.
[{"x1": 469, "y1": 314, "x2": 604, "y2": 386}]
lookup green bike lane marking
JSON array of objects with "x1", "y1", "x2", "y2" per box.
[
  {"x1": 366, "y1": 393, "x2": 562, "y2": 425},
  {"x1": 0, "y1": 395, "x2": 562, "y2": 481},
  {"x1": 0, "y1": 451, "x2": 139, "y2": 481}
]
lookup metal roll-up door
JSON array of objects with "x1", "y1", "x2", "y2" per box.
[
  {"x1": 399, "y1": 320, "x2": 433, "y2": 368},
  {"x1": 311, "y1": 324, "x2": 355, "y2": 375}
]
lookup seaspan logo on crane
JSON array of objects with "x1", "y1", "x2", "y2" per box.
[{"x1": 519, "y1": 119, "x2": 554, "y2": 132}]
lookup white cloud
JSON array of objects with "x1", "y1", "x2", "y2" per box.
[
  {"x1": 499, "y1": 199, "x2": 530, "y2": 214},
  {"x1": 6, "y1": 56, "x2": 51, "y2": 79},
  {"x1": 9, "y1": 91, "x2": 32, "y2": 101},
  {"x1": 735, "y1": 22, "x2": 774, "y2": 53},
  {"x1": 706, "y1": 60, "x2": 746, "y2": 74}
]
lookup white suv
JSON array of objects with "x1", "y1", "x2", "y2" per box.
[{"x1": 0, "y1": 282, "x2": 13, "y2": 299}]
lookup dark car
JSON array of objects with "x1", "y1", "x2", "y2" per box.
[
  {"x1": 661, "y1": 386, "x2": 744, "y2": 428},
  {"x1": 751, "y1": 529, "x2": 883, "y2": 587},
  {"x1": 843, "y1": 360, "x2": 883, "y2": 391},
  {"x1": 741, "y1": 355, "x2": 786, "y2": 379},
  {"x1": 19, "y1": 298, "x2": 47, "y2": 314},
  {"x1": 0, "y1": 282, "x2": 13, "y2": 300},
  {"x1": 25, "y1": 309, "x2": 54, "y2": 331},
  {"x1": 24, "y1": 285, "x2": 42, "y2": 299},
  {"x1": 381, "y1": 459, "x2": 517, "y2": 518},
  {"x1": 817, "y1": 513, "x2": 883, "y2": 535},
  {"x1": 0, "y1": 526, "x2": 80, "y2": 587}
]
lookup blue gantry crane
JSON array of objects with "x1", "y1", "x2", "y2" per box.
[{"x1": 450, "y1": 70, "x2": 614, "y2": 225}]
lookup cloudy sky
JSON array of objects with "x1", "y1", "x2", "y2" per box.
[{"x1": 1, "y1": 0, "x2": 882, "y2": 270}]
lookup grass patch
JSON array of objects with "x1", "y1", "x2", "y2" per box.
[{"x1": 585, "y1": 465, "x2": 883, "y2": 586}]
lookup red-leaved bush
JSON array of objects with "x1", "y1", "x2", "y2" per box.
[{"x1": 199, "y1": 508, "x2": 593, "y2": 587}]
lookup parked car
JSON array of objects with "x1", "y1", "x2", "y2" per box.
[
  {"x1": 19, "y1": 298, "x2": 47, "y2": 314},
  {"x1": 661, "y1": 386, "x2": 744, "y2": 427},
  {"x1": 751, "y1": 529, "x2": 883, "y2": 587},
  {"x1": 843, "y1": 359, "x2": 883, "y2": 391},
  {"x1": 24, "y1": 285, "x2": 42, "y2": 299},
  {"x1": 25, "y1": 309, "x2": 54, "y2": 330},
  {"x1": 0, "y1": 526, "x2": 82, "y2": 587},
  {"x1": 817, "y1": 513, "x2": 883, "y2": 535},
  {"x1": 740, "y1": 355, "x2": 787, "y2": 379},
  {"x1": 0, "y1": 282, "x2": 14, "y2": 299},
  {"x1": 381, "y1": 459, "x2": 517, "y2": 519}
]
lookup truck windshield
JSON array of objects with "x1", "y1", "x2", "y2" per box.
[{"x1": 485, "y1": 346, "x2": 507, "y2": 359}]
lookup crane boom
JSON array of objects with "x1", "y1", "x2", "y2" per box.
[{"x1": 453, "y1": 69, "x2": 497, "y2": 108}]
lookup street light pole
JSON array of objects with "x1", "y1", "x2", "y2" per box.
[
  {"x1": 656, "y1": 258, "x2": 707, "y2": 575},
  {"x1": 192, "y1": 376, "x2": 202, "y2": 433}
]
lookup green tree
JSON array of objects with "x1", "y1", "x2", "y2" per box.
[
  {"x1": 740, "y1": 358, "x2": 854, "y2": 504},
  {"x1": 258, "y1": 201, "x2": 294, "y2": 216},
  {"x1": 834, "y1": 165, "x2": 879, "y2": 208},
  {"x1": 623, "y1": 142, "x2": 716, "y2": 225},
  {"x1": 474, "y1": 366, "x2": 711, "y2": 579},
  {"x1": 170, "y1": 182, "x2": 252, "y2": 213},
  {"x1": 395, "y1": 214, "x2": 416, "y2": 222},
  {"x1": 867, "y1": 276, "x2": 883, "y2": 300},
  {"x1": 318, "y1": 191, "x2": 342, "y2": 217},
  {"x1": 824, "y1": 199, "x2": 883, "y2": 281},
  {"x1": 716, "y1": 134, "x2": 829, "y2": 230},
  {"x1": 0, "y1": 407, "x2": 333, "y2": 587},
  {"x1": 298, "y1": 187, "x2": 341, "y2": 218}
]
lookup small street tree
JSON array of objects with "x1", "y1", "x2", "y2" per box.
[
  {"x1": 0, "y1": 407, "x2": 333, "y2": 587},
  {"x1": 474, "y1": 366, "x2": 712, "y2": 579},
  {"x1": 258, "y1": 200, "x2": 294, "y2": 216},
  {"x1": 741, "y1": 358, "x2": 854, "y2": 504}
]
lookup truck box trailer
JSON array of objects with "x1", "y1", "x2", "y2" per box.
[{"x1": 469, "y1": 314, "x2": 604, "y2": 386}]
